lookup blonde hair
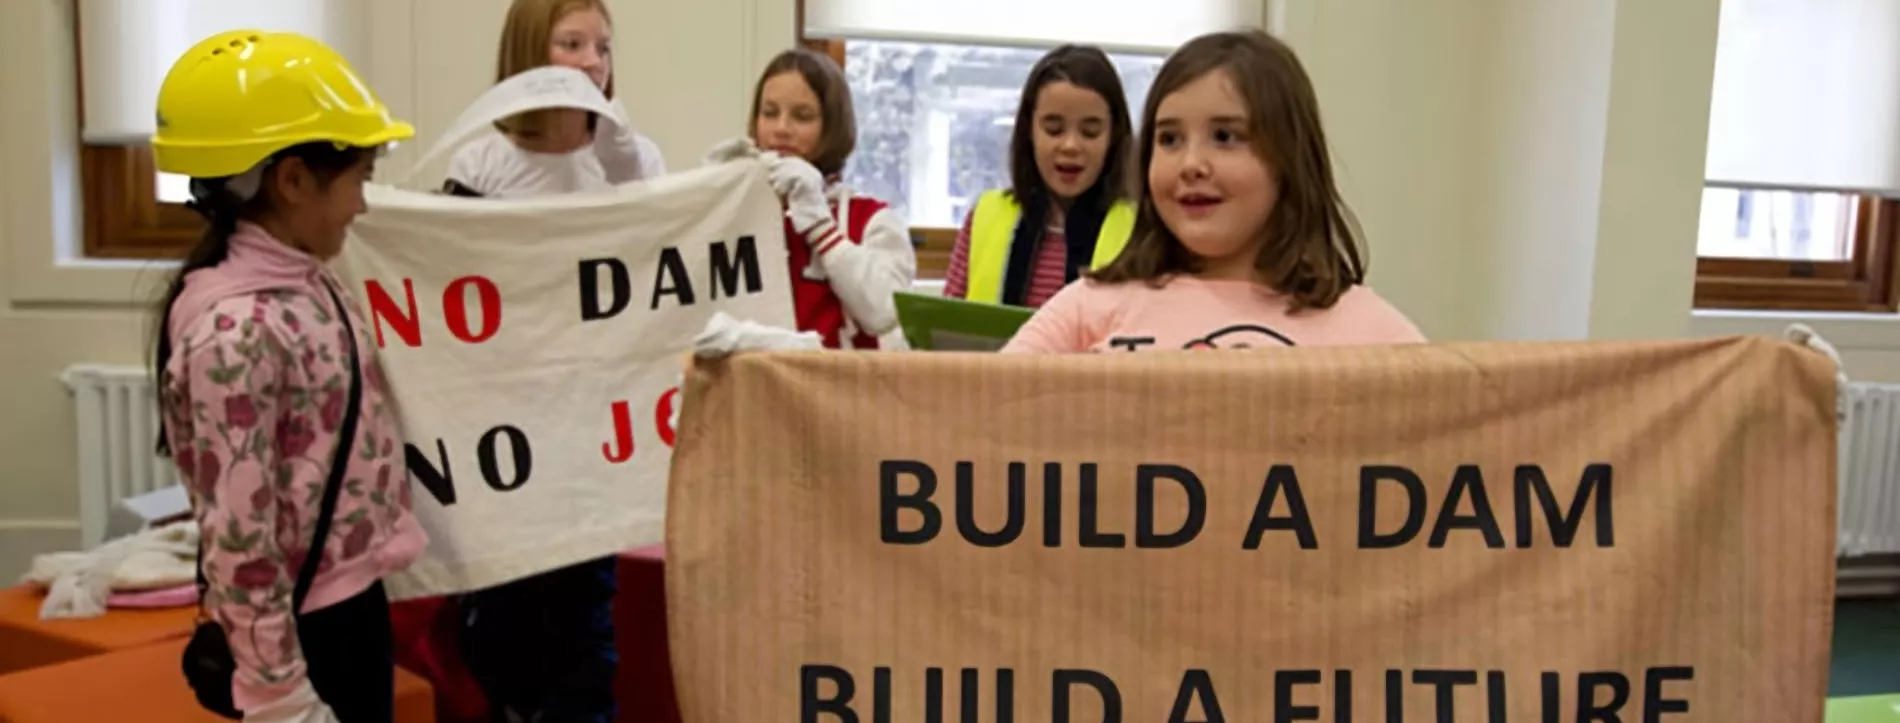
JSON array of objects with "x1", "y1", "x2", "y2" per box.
[{"x1": 494, "y1": 0, "x2": 614, "y2": 139}]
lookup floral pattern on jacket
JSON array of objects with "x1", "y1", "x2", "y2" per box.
[{"x1": 162, "y1": 274, "x2": 423, "y2": 711}]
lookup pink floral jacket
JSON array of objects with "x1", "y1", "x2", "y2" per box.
[{"x1": 161, "y1": 223, "x2": 427, "y2": 711}]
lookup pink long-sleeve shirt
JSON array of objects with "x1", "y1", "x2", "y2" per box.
[
  {"x1": 1002, "y1": 276, "x2": 1426, "y2": 353},
  {"x1": 161, "y1": 223, "x2": 427, "y2": 710}
]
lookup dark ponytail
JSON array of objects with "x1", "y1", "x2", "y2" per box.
[
  {"x1": 151, "y1": 141, "x2": 376, "y2": 458},
  {"x1": 151, "y1": 183, "x2": 244, "y2": 458}
]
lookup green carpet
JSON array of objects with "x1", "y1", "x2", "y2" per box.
[
  {"x1": 1832, "y1": 600, "x2": 1900, "y2": 698},
  {"x1": 1828, "y1": 600, "x2": 1900, "y2": 721}
]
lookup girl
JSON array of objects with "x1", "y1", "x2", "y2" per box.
[
  {"x1": 944, "y1": 44, "x2": 1138, "y2": 308},
  {"x1": 444, "y1": 2, "x2": 653, "y2": 721},
  {"x1": 443, "y1": 0, "x2": 665, "y2": 198},
  {"x1": 152, "y1": 30, "x2": 424, "y2": 723},
  {"x1": 745, "y1": 48, "x2": 918, "y2": 349},
  {"x1": 1003, "y1": 30, "x2": 1425, "y2": 353}
]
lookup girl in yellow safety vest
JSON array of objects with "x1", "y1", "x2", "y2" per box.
[{"x1": 942, "y1": 45, "x2": 1138, "y2": 308}]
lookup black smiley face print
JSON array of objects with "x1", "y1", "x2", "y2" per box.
[{"x1": 1182, "y1": 324, "x2": 1297, "y2": 350}]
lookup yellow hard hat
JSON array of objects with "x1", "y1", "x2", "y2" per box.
[{"x1": 152, "y1": 30, "x2": 415, "y2": 179}]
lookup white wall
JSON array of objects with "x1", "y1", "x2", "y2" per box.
[
  {"x1": 2, "y1": 0, "x2": 1896, "y2": 577},
  {"x1": 1586, "y1": 0, "x2": 1724, "y2": 341},
  {"x1": 1282, "y1": 0, "x2": 1493, "y2": 342},
  {"x1": 1468, "y1": 0, "x2": 1617, "y2": 342}
]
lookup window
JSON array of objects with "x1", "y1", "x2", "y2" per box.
[
  {"x1": 77, "y1": 145, "x2": 204, "y2": 260},
  {"x1": 798, "y1": 0, "x2": 1256, "y2": 278},
  {"x1": 1694, "y1": 187, "x2": 1896, "y2": 312},
  {"x1": 829, "y1": 39, "x2": 1164, "y2": 277},
  {"x1": 74, "y1": 0, "x2": 358, "y2": 259},
  {"x1": 838, "y1": 41, "x2": 1164, "y2": 230},
  {"x1": 1694, "y1": 0, "x2": 1900, "y2": 312}
]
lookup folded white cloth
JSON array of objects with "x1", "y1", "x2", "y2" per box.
[
  {"x1": 1783, "y1": 322, "x2": 1848, "y2": 422},
  {"x1": 245, "y1": 679, "x2": 341, "y2": 723},
  {"x1": 700, "y1": 136, "x2": 763, "y2": 167},
  {"x1": 23, "y1": 520, "x2": 198, "y2": 620}
]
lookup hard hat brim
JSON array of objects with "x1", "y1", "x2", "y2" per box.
[{"x1": 154, "y1": 121, "x2": 418, "y2": 179}]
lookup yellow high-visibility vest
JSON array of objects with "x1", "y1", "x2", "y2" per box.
[{"x1": 963, "y1": 189, "x2": 1134, "y2": 304}]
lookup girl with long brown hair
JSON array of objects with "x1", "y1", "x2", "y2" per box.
[{"x1": 1004, "y1": 30, "x2": 1424, "y2": 353}]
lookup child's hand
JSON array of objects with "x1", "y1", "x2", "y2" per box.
[
  {"x1": 693, "y1": 312, "x2": 822, "y2": 358},
  {"x1": 766, "y1": 156, "x2": 831, "y2": 235},
  {"x1": 671, "y1": 315, "x2": 817, "y2": 440},
  {"x1": 591, "y1": 101, "x2": 659, "y2": 183}
]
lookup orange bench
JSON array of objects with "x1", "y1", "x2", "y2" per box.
[
  {"x1": 0, "y1": 585, "x2": 197, "y2": 675},
  {"x1": 0, "y1": 637, "x2": 436, "y2": 722}
]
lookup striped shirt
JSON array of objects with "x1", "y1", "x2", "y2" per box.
[{"x1": 942, "y1": 207, "x2": 1070, "y2": 308}]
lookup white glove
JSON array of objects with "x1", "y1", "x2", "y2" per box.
[
  {"x1": 670, "y1": 313, "x2": 822, "y2": 440},
  {"x1": 693, "y1": 311, "x2": 824, "y2": 358},
  {"x1": 1784, "y1": 323, "x2": 1844, "y2": 369},
  {"x1": 1784, "y1": 322, "x2": 1849, "y2": 423},
  {"x1": 592, "y1": 107, "x2": 665, "y2": 183},
  {"x1": 591, "y1": 105, "x2": 635, "y2": 172},
  {"x1": 767, "y1": 156, "x2": 833, "y2": 235},
  {"x1": 244, "y1": 680, "x2": 341, "y2": 723},
  {"x1": 702, "y1": 136, "x2": 761, "y2": 166}
]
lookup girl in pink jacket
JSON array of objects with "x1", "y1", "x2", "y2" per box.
[{"x1": 152, "y1": 30, "x2": 425, "y2": 723}]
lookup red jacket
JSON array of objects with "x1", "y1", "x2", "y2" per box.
[{"x1": 781, "y1": 186, "x2": 918, "y2": 350}]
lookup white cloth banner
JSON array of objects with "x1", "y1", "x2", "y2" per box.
[{"x1": 332, "y1": 160, "x2": 795, "y2": 599}]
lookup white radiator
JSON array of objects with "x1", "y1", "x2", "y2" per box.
[
  {"x1": 1839, "y1": 381, "x2": 1900, "y2": 558},
  {"x1": 61, "y1": 364, "x2": 176, "y2": 549}
]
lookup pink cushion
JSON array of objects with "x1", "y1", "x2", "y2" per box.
[
  {"x1": 626, "y1": 544, "x2": 665, "y2": 562},
  {"x1": 107, "y1": 585, "x2": 196, "y2": 610}
]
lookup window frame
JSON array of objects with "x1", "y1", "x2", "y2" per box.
[
  {"x1": 73, "y1": 10, "x2": 201, "y2": 260},
  {"x1": 796, "y1": 0, "x2": 959, "y2": 280},
  {"x1": 805, "y1": 35, "x2": 960, "y2": 279},
  {"x1": 1692, "y1": 187, "x2": 1899, "y2": 313}
]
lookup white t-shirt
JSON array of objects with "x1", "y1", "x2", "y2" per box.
[{"x1": 445, "y1": 128, "x2": 665, "y2": 198}]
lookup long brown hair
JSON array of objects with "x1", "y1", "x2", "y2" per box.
[
  {"x1": 494, "y1": 0, "x2": 614, "y2": 139},
  {"x1": 1090, "y1": 29, "x2": 1365, "y2": 312},
  {"x1": 1007, "y1": 45, "x2": 1135, "y2": 204},
  {"x1": 747, "y1": 49, "x2": 857, "y2": 177}
]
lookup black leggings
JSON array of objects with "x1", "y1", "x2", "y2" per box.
[
  {"x1": 460, "y1": 557, "x2": 620, "y2": 723},
  {"x1": 298, "y1": 581, "x2": 394, "y2": 723}
]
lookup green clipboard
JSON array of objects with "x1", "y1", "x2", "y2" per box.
[{"x1": 893, "y1": 291, "x2": 1034, "y2": 351}]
